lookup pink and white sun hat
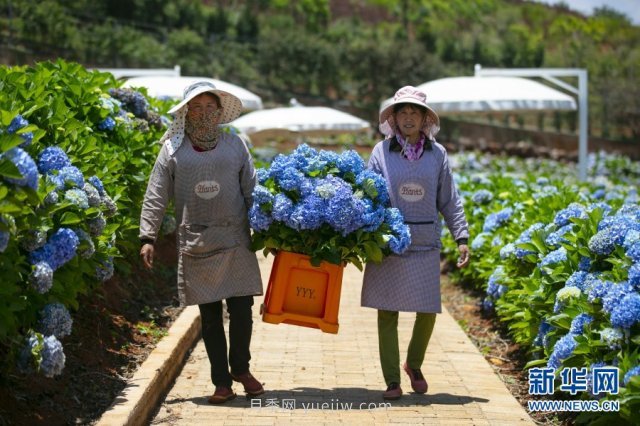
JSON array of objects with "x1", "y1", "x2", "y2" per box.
[{"x1": 379, "y1": 86, "x2": 440, "y2": 139}]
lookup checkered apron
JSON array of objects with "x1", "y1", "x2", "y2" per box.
[
  {"x1": 361, "y1": 140, "x2": 468, "y2": 313},
  {"x1": 141, "y1": 133, "x2": 263, "y2": 306}
]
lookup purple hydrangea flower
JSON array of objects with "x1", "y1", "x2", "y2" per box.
[
  {"x1": 88, "y1": 215, "x2": 106, "y2": 237},
  {"x1": 356, "y1": 169, "x2": 390, "y2": 205},
  {"x1": 569, "y1": 313, "x2": 593, "y2": 334},
  {"x1": 83, "y1": 183, "x2": 101, "y2": 207},
  {"x1": 64, "y1": 188, "x2": 89, "y2": 209},
  {"x1": 624, "y1": 366, "x2": 640, "y2": 386},
  {"x1": 500, "y1": 243, "x2": 516, "y2": 259},
  {"x1": 7, "y1": 114, "x2": 33, "y2": 148},
  {"x1": 40, "y1": 335, "x2": 66, "y2": 378},
  {"x1": 38, "y1": 146, "x2": 71, "y2": 174},
  {"x1": 610, "y1": 293, "x2": 640, "y2": 329},
  {"x1": 471, "y1": 232, "x2": 490, "y2": 250},
  {"x1": 87, "y1": 175, "x2": 105, "y2": 196},
  {"x1": 629, "y1": 263, "x2": 640, "y2": 290},
  {"x1": 271, "y1": 193, "x2": 294, "y2": 223},
  {"x1": 471, "y1": 189, "x2": 493, "y2": 205},
  {"x1": 540, "y1": 247, "x2": 567, "y2": 268},
  {"x1": 515, "y1": 222, "x2": 544, "y2": 258},
  {"x1": 252, "y1": 185, "x2": 274, "y2": 206},
  {"x1": 336, "y1": 150, "x2": 365, "y2": 176},
  {"x1": 29, "y1": 261, "x2": 53, "y2": 294},
  {"x1": 600, "y1": 327, "x2": 624, "y2": 350},
  {"x1": 547, "y1": 333, "x2": 577, "y2": 371},
  {"x1": 385, "y1": 208, "x2": 411, "y2": 254},
  {"x1": 534, "y1": 321, "x2": 553, "y2": 348},
  {"x1": 602, "y1": 281, "x2": 634, "y2": 314},
  {"x1": 482, "y1": 207, "x2": 513, "y2": 232},
  {"x1": 29, "y1": 228, "x2": 80, "y2": 270},
  {"x1": 58, "y1": 166, "x2": 84, "y2": 189},
  {"x1": 2, "y1": 148, "x2": 39, "y2": 190},
  {"x1": 0, "y1": 230, "x2": 8, "y2": 253},
  {"x1": 96, "y1": 258, "x2": 114, "y2": 282},
  {"x1": 20, "y1": 229, "x2": 47, "y2": 252},
  {"x1": 97, "y1": 116, "x2": 116, "y2": 131},
  {"x1": 38, "y1": 302, "x2": 73, "y2": 339},
  {"x1": 248, "y1": 204, "x2": 272, "y2": 232},
  {"x1": 554, "y1": 203, "x2": 587, "y2": 227}
]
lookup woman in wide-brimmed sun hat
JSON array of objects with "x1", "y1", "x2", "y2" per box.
[
  {"x1": 361, "y1": 85, "x2": 470, "y2": 401},
  {"x1": 139, "y1": 81, "x2": 264, "y2": 404}
]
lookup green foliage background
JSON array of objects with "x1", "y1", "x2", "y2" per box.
[{"x1": 1, "y1": 0, "x2": 639, "y2": 140}]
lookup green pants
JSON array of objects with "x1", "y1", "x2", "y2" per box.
[{"x1": 377, "y1": 310, "x2": 437, "y2": 385}]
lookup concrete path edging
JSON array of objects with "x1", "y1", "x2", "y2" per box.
[{"x1": 96, "y1": 305, "x2": 201, "y2": 426}]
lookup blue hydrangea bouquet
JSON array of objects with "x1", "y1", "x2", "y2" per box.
[{"x1": 249, "y1": 144, "x2": 411, "y2": 269}]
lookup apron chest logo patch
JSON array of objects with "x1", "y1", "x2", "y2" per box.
[
  {"x1": 398, "y1": 182, "x2": 425, "y2": 202},
  {"x1": 195, "y1": 180, "x2": 220, "y2": 199}
]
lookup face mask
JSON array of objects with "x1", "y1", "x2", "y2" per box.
[{"x1": 185, "y1": 109, "x2": 222, "y2": 150}]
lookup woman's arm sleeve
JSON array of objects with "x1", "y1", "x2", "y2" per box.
[
  {"x1": 139, "y1": 145, "x2": 174, "y2": 243},
  {"x1": 436, "y1": 151, "x2": 469, "y2": 242},
  {"x1": 238, "y1": 138, "x2": 257, "y2": 210}
]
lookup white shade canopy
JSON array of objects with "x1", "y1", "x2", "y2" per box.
[
  {"x1": 380, "y1": 76, "x2": 577, "y2": 114},
  {"x1": 231, "y1": 105, "x2": 370, "y2": 135},
  {"x1": 122, "y1": 76, "x2": 263, "y2": 111}
]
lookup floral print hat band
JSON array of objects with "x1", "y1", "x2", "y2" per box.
[
  {"x1": 159, "y1": 81, "x2": 244, "y2": 156},
  {"x1": 379, "y1": 85, "x2": 440, "y2": 140}
]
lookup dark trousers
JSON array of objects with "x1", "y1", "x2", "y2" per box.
[{"x1": 198, "y1": 295, "x2": 254, "y2": 388}]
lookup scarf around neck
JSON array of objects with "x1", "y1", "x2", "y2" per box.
[
  {"x1": 396, "y1": 129, "x2": 426, "y2": 161},
  {"x1": 185, "y1": 110, "x2": 222, "y2": 151}
]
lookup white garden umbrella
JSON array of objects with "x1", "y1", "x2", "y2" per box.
[
  {"x1": 122, "y1": 75, "x2": 263, "y2": 111},
  {"x1": 380, "y1": 76, "x2": 577, "y2": 113},
  {"x1": 230, "y1": 103, "x2": 370, "y2": 136}
]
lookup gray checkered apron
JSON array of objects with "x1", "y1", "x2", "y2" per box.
[
  {"x1": 361, "y1": 140, "x2": 468, "y2": 313},
  {"x1": 140, "y1": 133, "x2": 262, "y2": 306}
]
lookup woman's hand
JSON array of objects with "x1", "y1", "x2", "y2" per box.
[
  {"x1": 140, "y1": 243, "x2": 155, "y2": 269},
  {"x1": 456, "y1": 244, "x2": 470, "y2": 268}
]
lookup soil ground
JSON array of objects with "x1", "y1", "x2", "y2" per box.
[{"x1": 0, "y1": 235, "x2": 181, "y2": 426}]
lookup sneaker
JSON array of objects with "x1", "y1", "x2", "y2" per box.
[
  {"x1": 231, "y1": 371, "x2": 265, "y2": 396},
  {"x1": 382, "y1": 382, "x2": 402, "y2": 400},
  {"x1": 403, "y1": 362, "x2": 428, "y2": 394},
  {"x1": 208, "y1": 386, "x2": 236, "y2": 404}
]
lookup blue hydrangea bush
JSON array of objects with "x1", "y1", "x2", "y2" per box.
[
  {"x1": 0, "y1": 60, "x2": 170, "y2": 378},
  {"x1": 440, "y1": 151, "x2": 640, "y2": 423},
  {"x1": 249, "y1": 144, "x2": 411, "y2": 269}
]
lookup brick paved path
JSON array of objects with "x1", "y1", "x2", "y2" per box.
[{"x1": 147, "y1": 255, "x2": 534, "y2": 425}]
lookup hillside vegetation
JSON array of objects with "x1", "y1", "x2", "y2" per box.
[{"x1": 2, "y1": 0, "x2": 638, "y2": 140}]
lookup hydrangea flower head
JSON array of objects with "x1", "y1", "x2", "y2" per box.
[
  {"x1": 2, "y1": 148, "x2": 39, "y2": 190},
  {"x1": 624, "y1": 366, "x2": 640, "y2": 386},
  {"x1": 482, "y1": 207, "x2": 514, "y2": 232},
  {"x1": 39, "y1": 335, "x2": 66, "y2": 378},
  {"x1": 38, "y1": 302, "x2": 73, "y2": 339},
  {"x1": 547, "y1": 333, "x2": 577, "y2": 371},
  {"x1": 610, "y1": 293, "x2": 640, "y2": 329},
  {"x1": 38, "y1": 146, "x2": 71, "y2": 174},
  {"x1": 30, "y1": 261, "x2": 53, "y2": 294},
  {"x1": 554, "y1": 203, "x2": 587, "y2": 227},
  {"x1": 569, "y1": 313, "x2": 593, "y2": 334},
  {"x1": 471, "y1": 189, "x2": 493, "y2": 205}
]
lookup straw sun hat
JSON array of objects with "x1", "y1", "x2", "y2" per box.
[
  {"x1": 160, "y1": 81, "x2": 244, "y2": 155},
  {"x1": 379, "y1": 85, "x2": 440, "y2": 140},
  {"x1": 168, "y1": 81, "x2": 243, "y2": 124}
]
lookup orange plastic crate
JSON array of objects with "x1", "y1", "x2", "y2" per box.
[{"x1": 261, "y1": 251, "x2": 344, "y2": 334}]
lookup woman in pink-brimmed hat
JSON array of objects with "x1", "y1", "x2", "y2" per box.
[
  {"x1": 139, "y1": 81, "x2": 264, "y2": 404},
  {"x1": 362, "y1": 86, "x2": 470, "y2": 400}
]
